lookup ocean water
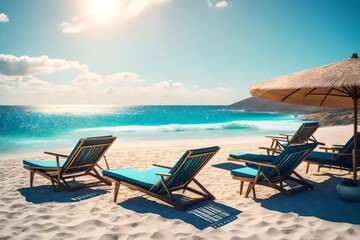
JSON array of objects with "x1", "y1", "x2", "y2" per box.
[{"x1": 0, "y1": 105, "x2": 303, "y2": 155}]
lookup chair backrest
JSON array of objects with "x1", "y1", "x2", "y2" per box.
[
  {"x1": 61, "y1": 136, "x2": 117, "y2": 174},
  {"x1": 334, "y1": 133, "x2": 360, "y2": 166},
  {"x1": 289, "y1": 122, "x2": 319, "y2": 144},
  {"x1": 150, "y1": 146, "x2": 220, "y2": 194},
  {"x1": 262, "y1": 143, "x2": 317, "y2": 179}
]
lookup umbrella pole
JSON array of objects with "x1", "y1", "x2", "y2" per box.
[{"x1": 353, "y1": 95, "x2": 358, "y2": 185}]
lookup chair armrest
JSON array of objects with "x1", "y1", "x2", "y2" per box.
[
  {"x1": 332, "y1": 144, "x2": 344, "y2": 147},
  {"x1": 307, "y1": 138, "x2": 325, "y2": 145},
  {"x1": 278, "y1": 133, "x2": 293, "y2": 137},
  {"x1": 43, "y1": 151, "x2": 65, "y2": 172},
  {"x1": 259, "y1": 147, "x2": 282, "y2": 156},
  {"x1": 155, "y1": 172, "x2": 172, "y2": 177},
  {"x1": 265, "y1": 135, "x2": 288, "y2": 140},
  {"x1": 153, "y1": 163, "x2": 172, "y2": 169},
  {"x1": 44, "y1": 151, "x2": 69, "y2": 158},
  {"x1": 227, "y1": 157, "x2": 277, "y2": 168},
  {"x1": 259, "y1": 147, "x2": 282, "y2": 152}
]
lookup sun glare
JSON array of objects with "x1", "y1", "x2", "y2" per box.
[{"x1": 88, "y1": 0, "x2": 118, "y2": 22}]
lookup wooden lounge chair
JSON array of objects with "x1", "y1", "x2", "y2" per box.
[
  {"x1": 259, "y1": 122, "x2": 321, "y2": 155},
  {"x1": 23, "y1": 136, "x2": 117, "y2": 191},
  {"x1": 228, "y1": 143, "x2": 317, "y2": 198},
  {"x1": 102, "y1": 146, "x2": 220, "y2": 210},
  {"x1": 305, "y1": 133, "x2": 360, "y2": 173}
]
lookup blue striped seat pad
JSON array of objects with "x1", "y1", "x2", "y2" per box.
[
  {"x1": 306, "y1": 151, "x2": 336, "y2": 164},
  {"x1": 102, "y1": 167, "x2": 170, "y2": 190},
  {"x1": 231, "y1": 167, "x2": 264, "y2": 180},
  {"x1": 23, "y1": 159, "x2": 67, "y2": 169}
]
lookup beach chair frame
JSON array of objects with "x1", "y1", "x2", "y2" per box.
[
  {"x1": 23, "y1": 136, "x2": 116, "y2": 192},
  {"x1": 305, "y1": 133, "x2": 360, "y2": 173},
  {"x1": 228, "y1": 145, "x2": 315, "y2": 198},
  {"x1": 102, "y1": 147, "x2": 220, "y2": 210},
  {"x1": 260, "y1": 122, "x2": 321, "y2": 155},
  {"x1": 305, "y1": 153, "x2": 360, "y2": 173}
]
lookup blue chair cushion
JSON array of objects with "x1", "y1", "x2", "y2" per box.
[
  {"x1": 23, "y1": 159, "x2": 67, "y2": 169},
  {"x1": 306, "y1": 151, "x2": 336, "y2": 164},
  {"x1": 102, "y1": 167, "x2": 170, "y2": 190},
  {"x1": 231, "y1": 167, "x2": 264, "y2": 180}
]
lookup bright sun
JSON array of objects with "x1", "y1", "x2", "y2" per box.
[{"x1": 88, "y1": 0, "x2": 118, "y2": 22}]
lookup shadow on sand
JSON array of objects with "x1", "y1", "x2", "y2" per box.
[
  {"x1": 213, "y1": 163, "x2": 360, "y2": 224},
  {"x1": 255, "y1": 174, "x2": 360, "y2": 224},
  {"x1": 18, "y1": 185, "x2": 109, "y2": 204},
  {"x1": 212, "y1": 162, "x2": 244, "y2": 171},
  {"x1": 119, "y1": 197, "x2": 241, "y2": 230}
]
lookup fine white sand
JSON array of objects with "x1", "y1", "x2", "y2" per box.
[{"x1": 1, "y1": 125, "x2": 360, "y2": 240}]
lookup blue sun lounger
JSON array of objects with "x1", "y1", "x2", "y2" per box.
[
  {"x1": 228, "y1": 143, "x2": 317, "y2": 198},
  {"x1": 260, "y1": 122, "x2": 321, "y2": 155},
  {"x1": 23, "y1": 136, "x2": 117, "y2": 191},
  {"x1": 102, "y1": 146, "x2": 220, "y2": 210},
  {"x1": 305, "y1": 133, "x2": 360, "y2": 173}
]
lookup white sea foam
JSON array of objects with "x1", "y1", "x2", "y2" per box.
[
  {"x1": 74, "y1": 120, "x2": 301, "y2": 134},
  {"x1": 28, "y1": 105, "x2": 123, "y2": 115}
]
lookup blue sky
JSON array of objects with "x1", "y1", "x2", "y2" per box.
[{"x1": 0, "y1": 0, "x2": 359, "y2": 105}]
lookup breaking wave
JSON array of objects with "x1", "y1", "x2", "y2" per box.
[{"x1": 75, "y1": 120, "x2": 300, "y2": 133}]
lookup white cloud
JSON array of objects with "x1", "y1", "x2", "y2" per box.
[
  {"x1": 0, "y1": 76, "x2": 235, "y2": 105},
  {"x1": 72, "y1": 71, "x2": 144, "y2": 88},
  {"x1": 215, "y1": 1, "x2": 228, "y2": 8},
  {"x1": 0, "y1": 75, "x2": 20, "y2": 83},
  {"x1": 197, "y1": 87, "x2": 232, "y2": 95},
  {"x1": 22, "y1": 78, "x2": 52, "y2": 88},
  {"x1": 104, "y1": 72, "x2": 144, "y2": 84},
  {"x1": 0, "y1": 54, "x2": 88, "y2": 76},
  {"x1": 0, "y1": 13, "x2": 9, "y2": 23},
  {"x1": 124, "y1": 0, "x2": 169, "y2": 19},
  {"x1": 214, "y1": 87, "x2": 232, "y2": 93},
  {"x1": 0, "y1": 84, "x2": 12, "y2": 90},
  {"x1": 152, "y1": 80, "x2": 184, "y2": 89},
  {"x1": 0, "y1": 55, "x2": 236, "y2": 104},
  {"x1": 73, "y1": 72, "x2": 102, "y2": 87},
  {"x1": 60, "y1": 20, "x2": 86, "y2": 34}
]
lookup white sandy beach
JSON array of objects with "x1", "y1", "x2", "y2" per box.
[{"x1": 1, "y1": 125, "x2": 360, "y2": 240}]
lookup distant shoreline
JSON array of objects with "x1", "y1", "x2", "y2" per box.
[{"x1": 227, "y1": 97, "x2": 354, "y2": 127}]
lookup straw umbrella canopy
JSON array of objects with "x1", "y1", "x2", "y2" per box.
[{"x1": 249, "y1": 53, "x2": 360, "y2": 184}]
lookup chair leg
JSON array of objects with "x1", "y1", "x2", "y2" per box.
[
  {"x1": 56, "y1": 175, "x2": 61, "y2": 192},
  {"x1": 245, "y1": 167, "x2": 261, "y2": 198},
  {"x1": 114, "y1": 182, "x2": 120, "y2": 203},
  {"x1": 30, "y1": 171, "x2": 34, "y2": 187},
  {"x1": 240, "y1": 181, "x2": 244, "y2": 195},
  {"x1": 306, "y1": 162, "x2": 310, "y2": 173},
  {"x1": 50, "y1": 179, "x2": 56, "y2": 191},
  {"x1": 245, "y1": 182, "x2": 253, "y2": 198}
]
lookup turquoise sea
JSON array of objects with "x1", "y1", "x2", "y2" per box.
[{"x1": 0, "y1": 105, "x2": 304, "y2": 155}]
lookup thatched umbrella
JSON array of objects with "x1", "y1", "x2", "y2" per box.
[{"x1": 249, "y1": 53, "x2": 360, "y2": 184}]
